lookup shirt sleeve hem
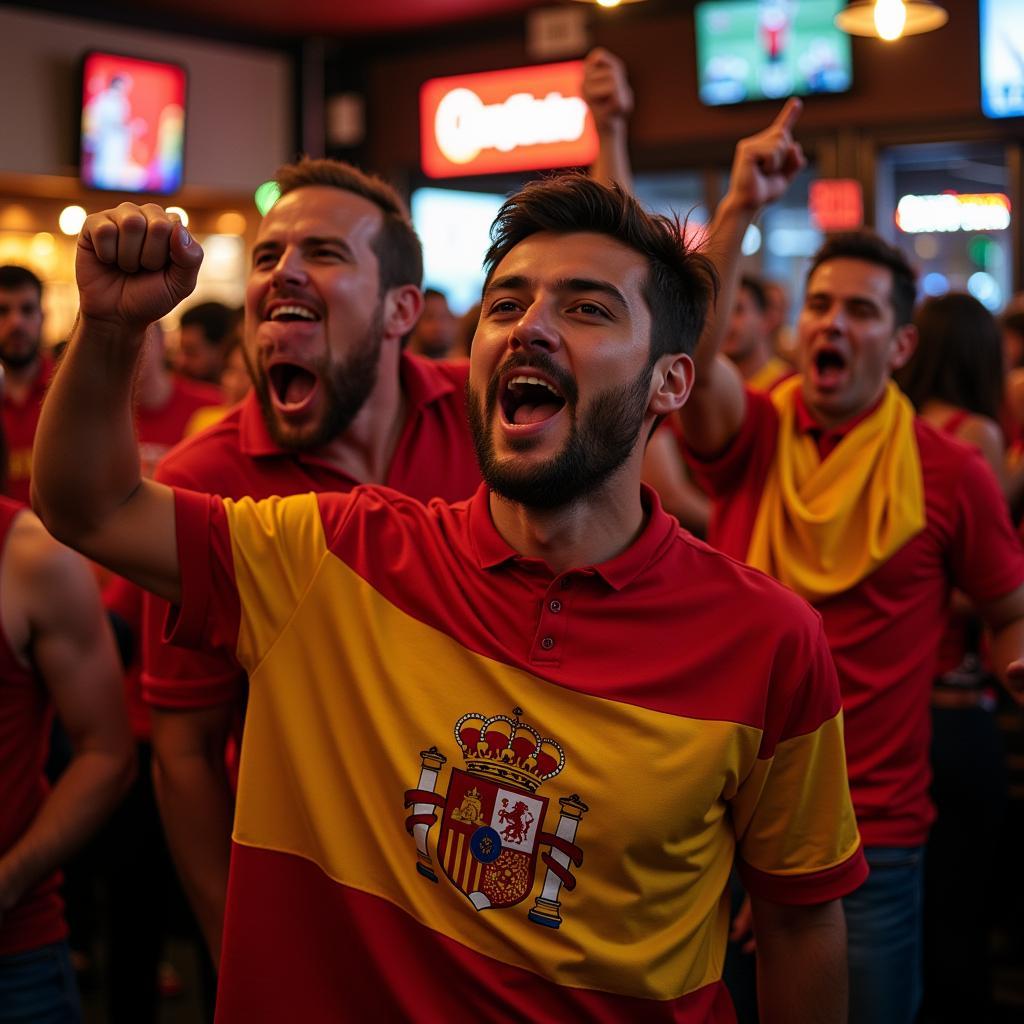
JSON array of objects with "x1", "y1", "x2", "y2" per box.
[
  {"x1": 738, "y1": 841, "x2": 869, "y2": 906},
  {"x1": 140, "y1": 669, "x2": 243, "y2": 709}
]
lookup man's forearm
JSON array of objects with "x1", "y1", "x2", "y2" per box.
[
  {"x1": 32, "y1": 315, "x2": 145, "y2": 541},
  {"x1": 590, "y1": 123, "x2": 633, "y2": 193},
  {"x1": 754, "y1": 898, "x2": 848, "y2": 1024},
  {"x1": 0, "y1": 747, "x2": 134, "y2": 917},
  {"x1": 153, "y1": 746, "x2": 234, "y2": 965}
]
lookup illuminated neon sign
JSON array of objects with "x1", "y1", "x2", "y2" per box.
[
  {"x1": 420, "y1": 62, "x2": 598, "y2": 179},
  {"x1": 895, "y1": 192, "x2": 1011, "y2": 234}
]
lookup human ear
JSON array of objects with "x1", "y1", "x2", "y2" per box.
[
  {"x1": 648, "y1": 352, "x2": 695, "y2": 417},
  {"x1": 383, "y1": 285, "x2": 424, "y2": 341}
]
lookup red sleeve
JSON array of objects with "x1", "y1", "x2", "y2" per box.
[
  {"x1": 948, "y1": 450, "x2": 1024, "y2": 603},
  {"x1": 141, "y1": 590, "x2": 245, "y2": 709},
  {"x1": 164, "y1": 487, "x2": 242, "y2": 658},
  {"x1": 683, "y1": 389, "x2": 778, "y2": 500}
]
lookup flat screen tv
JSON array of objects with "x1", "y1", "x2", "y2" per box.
[
  {"x1": 695, "y1": 0, "x2": 852, "y2": 107},
  {"x1": 980, "y1": 0, "x2": 1024, "y2": 119},
  {"x1": 79, "y1": 51, "x2": 187, "y2": 194}
]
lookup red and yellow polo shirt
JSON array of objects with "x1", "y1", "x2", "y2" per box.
[
  {"x1": 142, "y1": 353, "x2": 480, "y2": 713},
  {"x1": 687, "y1": 386, "x2": 1024, "y2": 848},
  {"x1": 167, "y1": 481, "x2": 866, "y2": 1022}
]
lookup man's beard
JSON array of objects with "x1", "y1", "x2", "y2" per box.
[
  {"x1": 467, "y1": 354, "x2": 652, "y2": 510},
  {"x1": 250, "y1": 305, "x2": 384, "y2": 452},
  {"x1": 0, "y1": 336, "x2": 40, "y2": 371}
]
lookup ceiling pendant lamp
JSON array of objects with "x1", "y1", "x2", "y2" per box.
[{"x1": 835, "y1": 0, "x2": 949, "y2": 41}]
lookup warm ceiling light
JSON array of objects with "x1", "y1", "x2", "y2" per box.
[
  {"x1": 58, "y1": 205, "x2": 87, "y2": 236},
  {"x1": 835, "y1": 0, "x2": 948, "y2": 40},
  {"x1": 569, "y1": 0, "x2": 647, "y2": 7}
]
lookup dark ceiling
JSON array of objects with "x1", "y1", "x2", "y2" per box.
[{"x1": 27, "y1": 0, "x2": 553, "y2": 40}]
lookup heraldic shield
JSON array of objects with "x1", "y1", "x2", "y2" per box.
[
  {"x1": 404, "y1": 708, "x2": 589, "y2": 928},
  {"x1": 438, "y1": 768, "x2": 548, "y2": 910}
]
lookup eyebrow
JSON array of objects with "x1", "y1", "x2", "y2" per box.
[
  {"x1": 252, "y1": 235, "x2": 355, "y2": 259},
  {"x1": 484, "y1": 274, "x2": 630, "y2": 313}
]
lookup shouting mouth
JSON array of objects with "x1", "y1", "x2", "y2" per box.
[
  {"x1": 499, "y1": 372, "x2": 567, "y2": 428},
  {"x1": 811, "y1": 346, "x2": 848, "y2": 390},
  {"x1": 267, "y1": 361, "x2": 319, "y2": 412}
]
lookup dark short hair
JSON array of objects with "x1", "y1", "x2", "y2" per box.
[
  {"x1": 896, "y1": 292, "x2": 1004, "y2": 421},
  {"x1": 180, "y1": 301, "x2": 236, "y2": 346},
  {"x1": 274, "y1": 158, "x2": 422, "y2": 293},
  {"x1": 0, "y1": 265, "x2": 42, "y2": 300},
  {"x1": 483, "y1": 174, "x2": 717, "y2": 360},
  {"x1": 807, "y1": 231, "x2": 917, "y2": 328},
  {"x1": 739, "y1": 274, "x2": 768, "y2": 312},
  {"x1": 423, "y1": 287, "x2": 446, "y2": 302}
]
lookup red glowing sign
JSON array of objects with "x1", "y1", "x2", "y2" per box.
[
  {"x1": 809, "y1": 179, "x2": 863, "y2": 232},
  {"x1": 420, "y1": 62, "x2": 599, "y2": 179}
]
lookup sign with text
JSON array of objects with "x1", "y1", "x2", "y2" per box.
[
  {"x1": 420, "y1": 62, "x2": 598, "y2": 179},
  {"x1": 809, "y1": 179, "x2": 863, "y2": 232}
]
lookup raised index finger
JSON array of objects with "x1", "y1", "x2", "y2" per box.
[{"x1": 773, "y1": 96, "x2": 803, "y2": 135}]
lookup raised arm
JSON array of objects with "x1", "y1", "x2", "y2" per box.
[
  {"x1": 583, "y1": 48, "x2": 634, "y2": 192},
  {"x1": 682, "y1": 99, "x2": 805, "y2": 457},
  {"x1": 0, "y1": 512, "x2": 134, "y2": 924},
  {"x1": 32, "y1": 204, "x2": 203, "y2": 604}
]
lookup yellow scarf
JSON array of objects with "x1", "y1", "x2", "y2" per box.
[
  {"x1": 746, "y1": 377, "x2": 925, "y2": 604},
  {"x1": 747, "y1": 356, "x2": 792, "y2": 394}
]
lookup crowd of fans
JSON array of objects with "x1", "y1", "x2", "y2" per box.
[{"x1": 1, "y1": 48, "x2": 1023, "y2": 1024}]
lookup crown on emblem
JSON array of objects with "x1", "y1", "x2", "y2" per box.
[{"x1": 453, "y1": 707, "x2": 565, "y2": 794}]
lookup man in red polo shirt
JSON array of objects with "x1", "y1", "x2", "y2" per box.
[
  {"x1": 141, "y1": 159, "x2": 480, "y2": 964},
  {"x1": 681, "y1": 104, "x2": 1024, "y2": 1024},
  {"x1": 37, "y1": 171, "x2": 868, "y2": 1021},
  {"x1": 0, "y1": 266, "x2": 55, "y2": 505},
  {"x1": 0, "y1": 493, "x2": 133, "y2": 1022}
]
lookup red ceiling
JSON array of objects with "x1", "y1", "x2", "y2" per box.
[{"x1": 107, "y1": 0, "x2": 548, "y2": 38}]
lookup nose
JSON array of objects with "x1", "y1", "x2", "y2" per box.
[
  {"x1": 270, "y1": 247, "x2": 308, "y2": 288},
  {"x1": 508, "y1": 300, "x2": 560, "y2": 354}
]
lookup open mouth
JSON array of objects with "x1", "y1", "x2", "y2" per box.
[
  {"x1": 813, "y1": 347, "x2": 847, "y2": 385},
  {"x1": 268, "y1": 362, "x2": 318, "y2": 408},
  {"x1": 500, "y1": 373, "x2": 567, "y2": 426},
  {"x1": 266, "y1": 303, "x2": 320, "y2": 323}
]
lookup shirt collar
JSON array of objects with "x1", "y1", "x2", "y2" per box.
[
  {"x1": 238, "y1": 350, "x2": 459, "y2": 458},
  {"x1": 468, "y1": 483, "x2": 678, "y2": 592},
  {"x1": 793, "y1": 386, "x2": 884, "y2": 445}
]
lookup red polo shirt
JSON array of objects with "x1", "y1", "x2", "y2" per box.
[
  {"x1": 3, "y1": 355, "x2": 55, "y2": 505},
  {"x1": 0, "y1": 497, "x2": 65, "y2": 956},
  {"x1": 686, "y1": 386, "x2": 1024, "y2": 847},
  {"x1": 135, "y1": 374, "x2": 224, "y2": 478},
  {"x1": 166, "y1": 481, "x2": 865, "y2": 1022},
  {"x1": 141, "y1": 353, "x2": 480, "y2": 712}
]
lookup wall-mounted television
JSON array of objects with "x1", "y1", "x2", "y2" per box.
[
  {"x1": 980, "y1": 0, "x2": 1024, "y2": 119},
  {"x1": 695, "y1": 0, "x2": 852, "y2": 107},
  {"x1": 79, "y1": 51, "x2": 187, "y2": 194}
]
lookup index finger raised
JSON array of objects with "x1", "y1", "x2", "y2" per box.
[{"x1": 773, "y1": 96, "x2": 803, "y2": 135}]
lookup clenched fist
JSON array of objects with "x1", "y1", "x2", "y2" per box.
[
  {"x1": 582, "y1": 48, "x2": 633, "y2": 134},
  {"x1": 76, "y1": 202, "x2": 203, "y2": 332}
]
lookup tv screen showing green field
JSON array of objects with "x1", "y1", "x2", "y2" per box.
[{"x1": 696, "y1": 1, "x2": 851, "y2": 107}]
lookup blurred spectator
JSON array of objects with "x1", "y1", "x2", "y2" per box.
[
  {"x1": 0, "y1": 416, "x2": 132, "y2": 1022},
  {"x1": 0, "y1": 266, "x2": 55, "y2": 504},
  {"x1": 896, "y1": 292, "x2": 1012, "y2": 1023},
  {"x1": 176, "y1": 302, "x2": 239, "y2": 385},
  {"x1": 408, "y1": 288, "x2": 457, "y2": 360},
  {"x1": 723, "y1": 275, "x2": 793, "y2": 392}
]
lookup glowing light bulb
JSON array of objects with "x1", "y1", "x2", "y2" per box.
[
  {"x1": 597, "y1": 0, "x2": 621, "y2": 7},
  {"x1": 58, "y1": 205, "x2": 87, "y2": 236},
  {"x1": 874, "y1": 0, "x2": 907, "y2": 41}
]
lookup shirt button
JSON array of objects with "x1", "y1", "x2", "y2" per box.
[
  {"x1": 540, "y1": 636, "x2": 555, "y2": 651},
  {"x1": 549, "y1": 600, "x2": 562, "y2": 614}
]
